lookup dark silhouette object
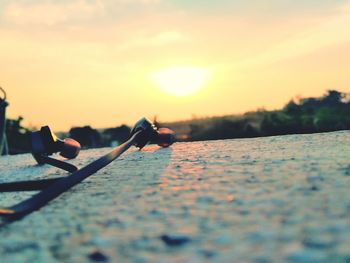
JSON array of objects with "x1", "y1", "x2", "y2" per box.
[
  {"x1": 88, "y1": 251, "x2": 109, "y2": 262},
  {"x1": 0, "y1": 87, "x2": 8, "y2": 155},
  {"x1": 160, "y1": 234, "x2": 191, "y2": 247},
  {"x1": 31, "y1": 126, "x2": 81, "y2": 172},
  {"x1": 69, "y1": 126, "x2": 101, "y2": 149}
]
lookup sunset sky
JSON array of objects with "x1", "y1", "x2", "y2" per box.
[{"x1": 1, "y1": 0, "x2": 350, "y2": 130}]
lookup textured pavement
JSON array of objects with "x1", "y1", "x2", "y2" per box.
[{"x1": 0, "y1": 131, "x2": 349, "y2": 263}]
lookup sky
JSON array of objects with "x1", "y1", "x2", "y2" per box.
[{"x1": 1, "y1": 0, "x2": 350, "y2": 130}]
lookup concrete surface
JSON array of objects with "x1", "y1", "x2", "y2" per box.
[{"x1": 0, "y1": 131, "x2": 349, "y2": 263}]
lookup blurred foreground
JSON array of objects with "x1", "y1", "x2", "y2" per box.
[{"x1": 1, "y1": 131, "x2": 349, "y2": 262}]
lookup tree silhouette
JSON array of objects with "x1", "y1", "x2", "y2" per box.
[
  {"x1": 69, "y1": 126, "x2": 101, "y2": 149},
  {"x1": 103, "y1": 125, "x2": 131, "y2": 146}
]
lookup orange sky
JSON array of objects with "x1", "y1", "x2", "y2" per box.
[{"x1": 1, "y1": 0, "x2": 350, "y2": 130}]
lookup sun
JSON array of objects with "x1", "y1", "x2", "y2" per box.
[{"x1": 151, "y1": 66, "x2": 209, "y2": 96}]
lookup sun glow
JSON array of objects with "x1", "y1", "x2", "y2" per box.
[{"x1": 151, "y1": 66, "x2": 209, "y2": 96}]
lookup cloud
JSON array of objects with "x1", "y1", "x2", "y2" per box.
[
  {"x1": 3, "y1": 0, "x2": 105, "y2": 26},
  {"x1": 168, "y1": 0, "x2": 349, "y2": 16},
  {"x1": 2, "y1": 0, "x2": 161, "y2": 26},
  {"x1": 233, "y1": 1, "x2": 350, "y2": 68},
  {"x1": 118, "y1": 31, "x2": 188, "y2": 50}
]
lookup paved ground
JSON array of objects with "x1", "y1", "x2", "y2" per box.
[{"x1": 0, "y1": 131, "x2": 349, "y2": 263}]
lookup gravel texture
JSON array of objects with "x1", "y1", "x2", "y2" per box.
[{"x1": 0, "y1": 131, "x2": 349, "y2": 263}]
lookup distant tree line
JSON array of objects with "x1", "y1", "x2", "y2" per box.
[
  {"x1": 2, "y1": 90, "x2": 349, "y2": 154},
  {"x1": 68, "y1": 125, "x2": 130, "y2": 149},
  {"x1": 187, "y1": 90, "x2": 350, "y2": 141}
]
